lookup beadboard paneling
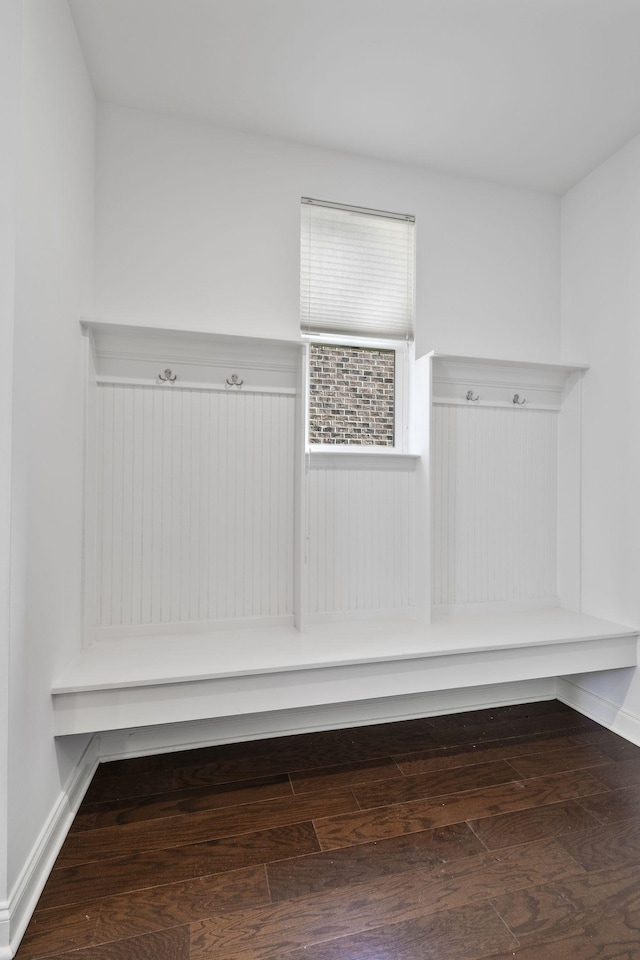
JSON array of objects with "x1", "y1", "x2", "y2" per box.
[
  {"x1": 94, "y1": 383, "x2": 295, "y2": 629},
  {"x1": 306, "y1": 461, "x2": 415, "y2": 614},
  {"x1": 432, "y1": 404, "x2": 557, "y2": 608}
]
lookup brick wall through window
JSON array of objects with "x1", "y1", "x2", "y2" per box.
[{"x1": 308, "y1": 344, "x2": 395, "y2": 445}]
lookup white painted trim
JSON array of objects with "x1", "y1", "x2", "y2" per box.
[
  {"x1": 308, "y1": 451, "x2": 419, "y2": 470},
  {"x1": 427, "y1": 351, "x2": 589, "y2": 375},
  {"x1": 97, "y1": 351, "x2": 299, "y2": 374},
  {"x1": 577, "y1": 376, "x2": 584, "y2": 612},
  {"x1": 0, "y1": 738, "x2": 99, "y2": 959},
  {"x1": 433, "y1": 398, "x2": 560, "y2": 412},
  {"x1": 97, "y1": 679, "x2": 557, "y2": 760},
  {"x1": 81, "y1": 329, "x2": 99, "y2": 648},
  {"x1": 557, "y1": 677, "x2": 640, "y2": 746},
  {"x1": 295, "y1": 344, "x2": 309, "y2": 632},
  {"x1": 0, "y1": 909, "x2": 10, "y2": 960},
  {"x1": 81, "y1": 319, "x2": 302, "y2": 374},
  {"x1": 95, "y1": 375, "x2": 297, "y2": 396},
  {"x1": 410, "y1": 353, "x2": 432, "y2": 622}
]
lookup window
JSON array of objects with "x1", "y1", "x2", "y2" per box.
[
  {"x1": 300, "y1": 198, "x2": 415, "y2": 449},
  {"x1": 308, "y1": 343, "x2": 396, "y2": 446}
]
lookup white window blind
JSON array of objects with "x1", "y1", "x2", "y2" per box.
[{"x1": 300, "y1": 198, "x2": 415, "y2": 340}]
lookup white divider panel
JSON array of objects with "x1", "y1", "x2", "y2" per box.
[
  {"x1": 95, "y1": 383, "x2": 295, "y2": 628},
  {"x1": 306, "y1": 460, "x2": 415, "y2": 615},
  {"x1": 432, "y1": 404, "x2": 558, "y2": 608}
]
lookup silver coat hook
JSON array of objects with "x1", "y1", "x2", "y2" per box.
[
  {"x1": 225, "y1": 374, "x2": 244, "y2": 389},
  {"x1": 512, "y1": 394, "x2": 526, "y2": 405},
  {"x1": 465, "y1": 390, "x2": 479, "y2": 402},
  {"x1": 158, "y1": 368, "x2": 176, "y2": 383}
]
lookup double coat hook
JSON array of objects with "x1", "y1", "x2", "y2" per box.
[{"x1": 463, "y1": 389, "x2": 528, "y2": 405}]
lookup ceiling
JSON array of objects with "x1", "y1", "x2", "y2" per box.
[{"x1": 69, "y1": 0, "x2": 640, "y2": 194}]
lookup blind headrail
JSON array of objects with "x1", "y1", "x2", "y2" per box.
[{"x1": 301, "y1": 196, "x2": 414, "y2": 223}]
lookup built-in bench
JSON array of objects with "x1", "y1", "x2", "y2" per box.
[
  {"x1": 52, "y1": 608, "x2": 638, "y2": 736},
  {"x1": 66, "y1": 330, "x2": 628, "y2": 744}
]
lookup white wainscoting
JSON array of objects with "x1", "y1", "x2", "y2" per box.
[
  {"x1": 306, "y1": 456, "x2": 416, "y2": 616},
  {"x1": 432, "y1": 403, "x2": 558, "y2": 609},
  {"x1": 93, "y1": 382, "x2": 296, "y2": 633}
]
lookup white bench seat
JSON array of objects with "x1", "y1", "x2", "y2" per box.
[{"x1": 51, "y1": 608, "x2": 638, "y2": 736}]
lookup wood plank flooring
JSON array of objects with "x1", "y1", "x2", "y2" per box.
[{"x1": 16, "y1": 700, "x2": 640, "y2": 959}]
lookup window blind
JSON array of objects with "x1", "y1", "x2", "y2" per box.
[{"x1": 300, "y1": 198, "x2": 415, "y2": 340}]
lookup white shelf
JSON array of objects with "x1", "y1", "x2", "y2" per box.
[
  {"x1": 427, "y1": 351, "x2": 589, "y2": 373},
  {"x1": 81, "y1": 318, "x2": 303, "y2": 391},
  {"x1": 429, "y1": 351, "x2": 588, "y2": 410}
]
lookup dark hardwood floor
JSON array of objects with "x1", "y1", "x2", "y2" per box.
[{"x1": 17, "y1": 700, "x2": 640, "y2": 959}]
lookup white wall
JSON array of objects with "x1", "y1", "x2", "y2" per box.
[
  {"x1": 561, "y1": 132, "x2": 640, "y2": 722},
  {"x1": 4, "y1": 0, "x2": 95, "y2": 945},
  {"x1": 95, "y1": 104, "x2": 562, "y2": 363}
]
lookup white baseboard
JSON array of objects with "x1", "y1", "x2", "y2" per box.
[
  {"x1": 0, "y1": 912, "x2": 9, "y2": 960},
  {"x1": 0, "y1": 675, "x2": 558, "y2": 958},
  {"x1": 557, "y1": 678, "x2": 640, "y2": 745},
  {"x1": 0, "y1": 738, "x2": 99, "y2": 959}
]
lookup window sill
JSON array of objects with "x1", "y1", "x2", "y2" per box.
[{"x1": 308, "y1": 449, "x2": 420, "y2": 469}]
